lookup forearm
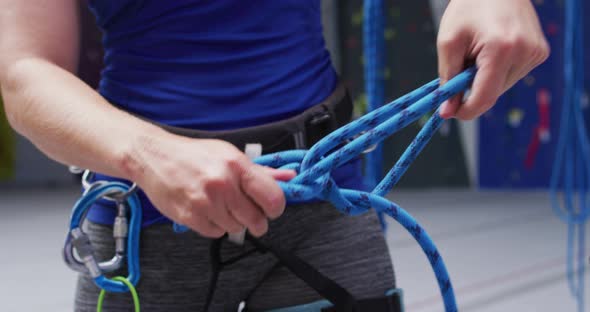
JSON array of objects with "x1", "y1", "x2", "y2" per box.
[{"x1": 1, "y1": 56, "x2": 172, "y2": 180}]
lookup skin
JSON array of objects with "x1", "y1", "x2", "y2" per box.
[
  {"x1": 438, "y1": 0, "x2": 550, "y2": 120},
  {"x1": 0, "y1": 0, "x2": 548, "y2": 237},
  {"x1": 0, "y1": 0, "x2": 295, "y2": 238}
]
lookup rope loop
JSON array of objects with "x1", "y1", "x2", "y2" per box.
[{"x1": 256, "y1": 67, "x2": 476, "y2": 209}]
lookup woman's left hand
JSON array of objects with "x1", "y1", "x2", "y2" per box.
[{"x1": 437, "y1": 0, "x2": 550, "y2": 120}]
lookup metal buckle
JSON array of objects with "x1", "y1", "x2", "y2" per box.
[
  {"x1": 305, "y1": 110, "x2": 334, "y2": 148},
  {"x1": 309, "y1": 111, "x2": 332, "y2": 126}
]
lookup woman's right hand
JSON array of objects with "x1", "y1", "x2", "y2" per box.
[
  {"x1": 0, "y1": 0, "x2": 293, "y2": 239},
  {"x1": 126, "y1": 134, "x2": 296, "y2": 238}
]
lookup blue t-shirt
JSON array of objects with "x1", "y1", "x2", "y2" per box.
[{"x1": 86, "y1": 0, "x2": 364, "y2": 226}]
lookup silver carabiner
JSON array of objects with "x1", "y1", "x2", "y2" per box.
[{"x1": 63, "y1": 188, "x2": 131, "y2": 274}]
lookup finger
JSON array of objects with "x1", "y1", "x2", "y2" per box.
[
  {"x1": 240, "y1": 164, "x2": 286, "y2": 219},
  {"x1": 228, "y1": 189, "x2": 269, "y2": 237},
  {"x1": 259, "y1": 166, "x2": 297, "y2": 181},
  {"x1": 207, "y1": 193, "x2": 244, "y2": 234},
  {"x1": 437, "y1": 29, "x2": 469, "y2": 118},
  {"x1": 439, "y1": 95, "x2": 462, "y2": 119},
  {"x1": 455, "y1": 46, "x2": 512, "y2": 120},
  {"x1": 183, "y1": 212, "x2": 225, "y2": 238}
]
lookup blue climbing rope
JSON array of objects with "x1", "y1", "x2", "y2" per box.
[
  {"x1": 255, "y1": 68, "x2": 475, "y2": 312},
  {"x1": 176, "y1": 68, "x2": 475, "y2": 311},
  {"x1": 67, "y1": 69, "x2": 476, "y2": 311},
  {"x1": 363, "y1": 0, "x2": 385, "y2": 190},
  {"x1": 549, "y1": 0, "x2": 588, "y2": 311}
]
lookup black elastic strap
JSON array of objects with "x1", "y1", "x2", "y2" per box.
[
  {"x1": 246, "y1": 235, "x2": 357, "y2": 312},
  {"x1": 203, "y1": 237, "x2": 264, "y2": 311},
  {"x1": 202, "y1": 238, "x2": 223, "y2": 312},
  {"x1": 204, "y1": 235, "x2": 401, "y2": 312}
]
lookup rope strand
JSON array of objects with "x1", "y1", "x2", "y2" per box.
[{"x1": 550, "y1": 0, "x2": 588, "y2": 311}]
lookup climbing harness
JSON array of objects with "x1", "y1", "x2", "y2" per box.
[
  {"x1": 549, "y1": 0, "x2": 588, "y2": 311},
  {"x1": 202, "y1": 233, "x2": 404, "y2": 312},
  {"x1": 134, "y1": 82, "x2": 353, "y2": 155},
  {"x1": 63, "y1": 67, "x2": 476, "y2": 311}
]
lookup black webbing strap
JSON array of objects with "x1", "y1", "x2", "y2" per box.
[
  {"x1": 203, "y1": 238, "x2": 222, "y2": 312},
  {"x1": 203, "y1": 237, "x2": 261, "y2": 311},
  {"x1": 246, "y1": 235, "x2": 357, "y2": 312},
  {"x1": 203, "y1": 235, "x2": 402, "y2": 312}
]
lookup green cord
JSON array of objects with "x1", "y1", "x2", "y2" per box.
[{"x1": 96, "y1": 276, "x2": 140, "y2": 312}]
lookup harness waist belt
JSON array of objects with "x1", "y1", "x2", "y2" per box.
[{"x1": 152, "y1": 83, "x2": 352, "y2": 154}]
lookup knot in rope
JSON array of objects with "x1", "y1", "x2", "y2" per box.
[
  {"x1": 255, "y1": 68, "x2": 477, "y2": 216},
  {"x1": 250, "y1": 68, "x2": 477, "y2": 312}
]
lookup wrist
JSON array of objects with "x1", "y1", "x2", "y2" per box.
[{"x1": 116, "y1": 124, "x2": 173, "y2": 184}]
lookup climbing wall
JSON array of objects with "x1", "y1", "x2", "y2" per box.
[
  {"x1": 339, "y1": 0, "x2": 470, "y2": 187},
  {"x1": 478, "y1": 0, "x2": 590, "y2": 189}
]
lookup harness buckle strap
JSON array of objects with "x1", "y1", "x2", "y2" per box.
[
  {"x1": 305, "y1": 109, "x2": 335, "y2": 149},
  {"x1": 228, "y1": 143, "x2": 263, "y2": 245}
]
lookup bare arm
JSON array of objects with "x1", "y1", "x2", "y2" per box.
[
  {"x1": 0, "y1": 0, "x2": 293, "y2": 237},
  {"x1": 0, "y1": 0, "x2": 169, "y2": 179}
]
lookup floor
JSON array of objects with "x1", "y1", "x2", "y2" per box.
[
  {"x1": 0, "y1": 188, "x2": 587, "y2": 311},
  {"x1": 385, "y1": 190, "x2": 589, "y2": 312}
]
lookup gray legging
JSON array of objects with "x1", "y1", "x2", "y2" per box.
[{"x1": 74, "y1": 202, "x2": 396, "y2": 311}]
